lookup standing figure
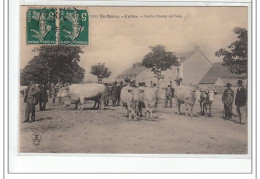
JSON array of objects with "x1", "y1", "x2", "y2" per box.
[
  {"x1": 38, "y1": 84, "x2": 48, "y2": 111},
  {"x1": 165, "y1": 84, "x2": 174, "y2": 108},
  {"x1": 103, "y1": 83, "x2": 111, "y2": 106},
  {"x1": 222, "y1": 83, "x2": 234, "y2": 120},
  {"x1": 49, "y1": 83, "x2": 56, "y2": 104},
  {"x1": 23, "y1": 80, "x2": 40, "y2": 123},
  {"x1": 111, "y1": 81, "x2": 118, "y2": 107},
  {"x1": 116, "y1": 82, "x2": 123, "y2": 106},
  {"x1": 235, "y1": 80, "x2": 247, "y2": 124}
]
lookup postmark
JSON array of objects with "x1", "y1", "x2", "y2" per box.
[
  {"x1": 27, "y1": 8, "x2": 57, "y2": 44},
  {"x1": 59, "y1": 8, "x2": 89, "y2": 45}
]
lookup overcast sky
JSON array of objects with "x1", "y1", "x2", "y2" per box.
[{"x1": 20, "y1": 6, "x2": 248, "y2": 82}]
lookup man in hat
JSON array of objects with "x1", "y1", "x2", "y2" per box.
[
  {"x1": 23, "y1": 80, "x2": 41, "y2": 123},
  {"x1": 222, "y1": 83, "x2": 234, "y2": 120},
  {"x1": 235, "y1": 80, "x2": 247, "y2": 124}
]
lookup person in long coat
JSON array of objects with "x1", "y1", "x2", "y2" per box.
[
  {"x1": 23, "y1": 80, "x2": 40, "y2": 123},
  {"x1": 111, "y1": 81, "x2": 118, "y2": 107},
  {"x1": 38, "y1": 84, "x2": 48, "y2": 111},
  {"x1": 235, "y1": 80, "x2": 247, "y2": 124},
  {"x1": 222, "y1": 83, "x2": 234, "y2": 120}
]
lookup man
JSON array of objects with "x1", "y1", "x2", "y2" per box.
[
  {"x1": 49, "y1": 83, "x2": 56, "y2": 104},
  {"x1": 165, "y1": 84, "x2": 174, "y2": 108},
  {"x1": 235, "y1": 80, "x2": 247, "y2": 124},
  {"x1": 23, "y1": 80, "x2": 40, "y2": 123},
  {"x1": 38, "y1": 83, "x2": 48, "y2": 111},
  {"x1": 111, "y1": 81, "x2": 118, "y2": 107},
  {"x1": 222, "y1": 83, "x2": 234, "y2": 120},
  {"x1": 116, "y1": 81, "x2": 124, "y2": 106}
]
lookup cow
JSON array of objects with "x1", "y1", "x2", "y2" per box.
[
  {"x1": 61, "y1": 83, "x2": 106, "y2": 110},
  {"x1": 120, "y1": 85, "x2": 137, "y2": 119},
  {"x1": 174, "y1": 85, "x2": 201, "y2": 117},
  {"x1": 132, "y1": 87, "x2": 166, "y2": 119},
  {"x1": 199, "y1": 89, "x2": 217, "y2": 117}
]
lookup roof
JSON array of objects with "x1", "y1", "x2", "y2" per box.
[
  {"x1": 199, "y1": 77, "x2": 219, "y2": 84},
  {"x1": 116, "y1": 66, "x2": 146, "y2": 79},
  {"x1": 202, "y1": 62, "x2": 247, "y2": 79},
  {"x1": 177, "y1": 51, "x2": 195, "y2": 63}
]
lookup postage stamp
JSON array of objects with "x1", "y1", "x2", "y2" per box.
[
  {"x1": 27, "y1": 8, "x2": 57, "y2": 44},
  {"x1": 59, "y1": 8, "x2": 89, "y2": 45}
]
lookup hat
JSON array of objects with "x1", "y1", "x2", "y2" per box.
[
  {"x1": 237, "y1": 80, "x2": 243, "y2": 85},
  {"x1": 226, "y1": 83, "x2": 232, "y2": 87}
]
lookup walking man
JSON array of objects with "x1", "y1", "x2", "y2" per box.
[
  {"x1": 222, "y1": 83, "x2": 234, "y2": 120},
  {"x1": 23, "y1": 80, "x2": 40, "y2": 123},
  {"x1": 235, "y1": 80, "x2": 247, "y2": 124}
]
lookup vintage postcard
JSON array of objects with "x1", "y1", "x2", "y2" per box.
[{"x1": 19, "y1": 5, "x2": 249, "y2": 155}]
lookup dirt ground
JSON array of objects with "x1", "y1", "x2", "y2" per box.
[{"x1": 19, "y1": 94, "x2": 248, "y2": 154}]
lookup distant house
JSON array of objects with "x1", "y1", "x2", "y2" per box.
[
  {"x1": 116, "y1": 46, "x2": 212, "y2": 87},
  {"x1": 178, "y1": 46, "x2": 213, "y2": 85},
  {"x1": 116, "y1": 62, "x2": 181, "y2": 88},
  {"x1": 199, "y1": 62, "x2": 247, "y2": 93}
]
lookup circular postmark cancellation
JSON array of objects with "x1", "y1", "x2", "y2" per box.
[
  {"x1": 27, "y1": 7, "x2": 57, "y2": 44},
  {"x1": 32, "y1": 131, "x2": 41, "y2": 148},
  {"x1": 26, "y1": 6, "x2": 89, "y2": 45},
  {"x1": 59, "y1": 7, "x2": 89, "y2": 45}
]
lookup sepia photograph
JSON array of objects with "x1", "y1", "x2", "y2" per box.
[{"x1": 19, "y1": 6, "x2": 249, "y2": 154}]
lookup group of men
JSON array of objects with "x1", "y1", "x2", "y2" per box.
[
  {"x1": 23, "y1": 81, "x2": 64, "y2": 123},
  {"x1": 104, "y1": 81, "x2": 124, "y2": 107},
  {"x1": 222, "y1": 80, "x2": 247, "y2": 124}
]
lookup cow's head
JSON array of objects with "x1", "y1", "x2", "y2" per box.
[
  {"x1": 156, "y1": 88, "x2": 166, "y2": 102},
  {"x1": 207, "y1": 89, "x2": 217, "y2": 102},
  {"x1": 193, "y1": 90, "x2": 201, "y2": 102},
  {"x1": 128, "y1": 88, "x2": 143, "y2": 102},
  {"x1": 60, "y1": 87, "x2": 70, "y2": 98}
]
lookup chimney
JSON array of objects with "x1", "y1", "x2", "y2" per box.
[{"x1": 195, "y1": 45, "x2": 200, "y2": 51}]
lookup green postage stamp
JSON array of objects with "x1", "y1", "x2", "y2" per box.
[{"x1": 26, "y1": 7, "x2": 89, "y2": 45}]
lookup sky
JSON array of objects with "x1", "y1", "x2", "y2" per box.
[{"x1": 20, "y1": 6, "x2": 248, "y2": 82}]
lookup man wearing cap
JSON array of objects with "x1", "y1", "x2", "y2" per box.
[
  {"x1": 222, "y1": 83, "x2": 234, "y2": 120},
  {"x1": 23, "y1": 80, "x2": 41, "y2": 123},
  {"x1": 235, "y1": 80, "x2": 247, "y2": 124}
]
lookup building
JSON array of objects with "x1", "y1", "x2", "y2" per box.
[
  {"x1": 178, "y1": 46, "x2": 213, "y2": 85},
  {"x1": 116, "y1": 46, "x2": 212, "y2": 87},
  {"x1": 199, "y1": 62, "x2": 247, "y2": 93},
  {"x1": 116, "y1": 62, "x2": 181, "y2": 88}
]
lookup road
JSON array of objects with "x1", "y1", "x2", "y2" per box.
[{"x1": 19, "y1": 94, "x2": 248, "y2": 154}]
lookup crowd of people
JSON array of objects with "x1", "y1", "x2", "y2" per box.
[{"x1": 22, "y1": 79, "x2": 247, "y2": 125}]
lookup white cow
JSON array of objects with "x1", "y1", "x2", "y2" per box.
[
  {"x1": 120, "y1": 85, "x2": 137, "y2": 119},
  {"x1": 174, "y1": 85, "x2": 201, "y2": 117},
  {"x1": 61, "y1": 83, "x2": 106, "y2": 110},
  {"x1": 132, "y1": 87, "x2": 166, "y2": 119}
]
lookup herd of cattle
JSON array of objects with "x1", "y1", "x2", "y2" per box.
[
  {"x1": 20, "y1": 83, "x2": 216, "y2": 120},
  {"x1": 21, "y1": 83, "x2": 217, "y2": 120}
]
